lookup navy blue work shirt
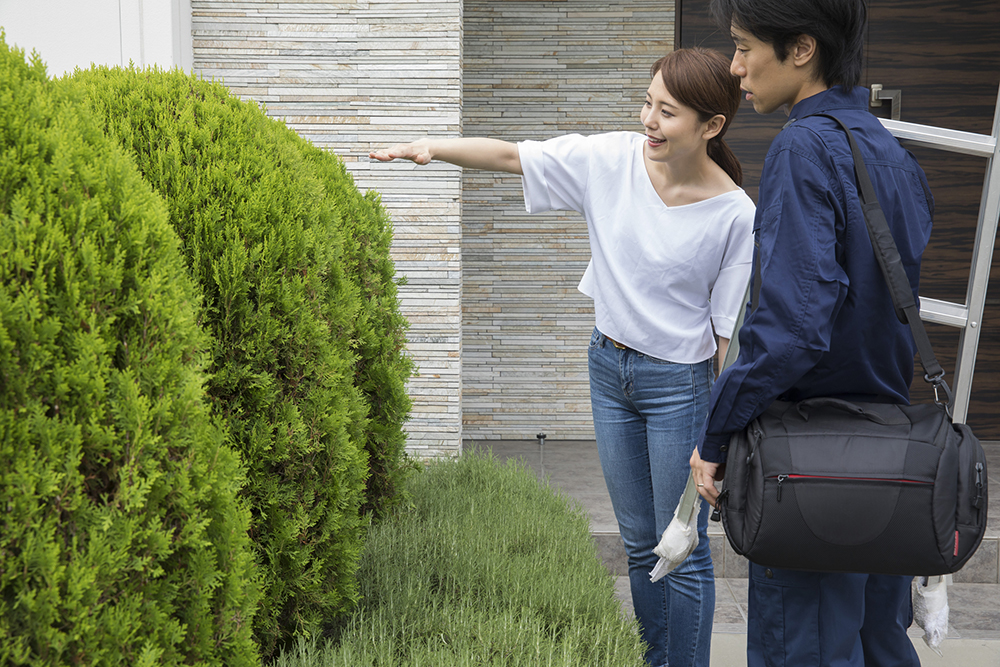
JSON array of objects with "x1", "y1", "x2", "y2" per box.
[{"x1": 698, "y1": 86, "x2": 934, "y2": 464}]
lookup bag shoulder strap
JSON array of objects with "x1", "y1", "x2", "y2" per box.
[{"x1": 757, "y1": 112, "x2": 952, "y2": 408}]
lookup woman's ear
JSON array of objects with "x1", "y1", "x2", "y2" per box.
[{"x1": 702, "y1": 114, "x2": 727, "y2": 141}]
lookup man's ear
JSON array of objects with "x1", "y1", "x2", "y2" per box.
[{"x1": 792, "y1": 34, "x2": 819, "y2": 69}]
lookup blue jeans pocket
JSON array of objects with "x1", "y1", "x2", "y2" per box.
[{"x1": 589, "y1": 326, "x2": 601, "y2": 350}]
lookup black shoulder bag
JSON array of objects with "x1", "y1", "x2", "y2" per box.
[{"x1": 717, "y1": 114, "x2": 989, "y2": 575}]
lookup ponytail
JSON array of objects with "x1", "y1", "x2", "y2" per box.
[{"x1": 708, "y1": 137, "x2": 743, "y2": 186}]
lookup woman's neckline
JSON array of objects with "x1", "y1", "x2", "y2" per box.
[{"x1": 636, "y1": 133, "x2": 742, "y2": 209}]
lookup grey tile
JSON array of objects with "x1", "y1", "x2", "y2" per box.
[
  {"x1": 723, "y1": 540, "x2": 750, "y2": 579},
  {"x1": 614, "y1": 575, "x2": 634, "y2": 618},
  {"x1": 947, "y1": 583, "x2": 1000, "y2": 637},
  {"x1": 714, "y1": 577, "x2": 748, "y2": 630},
  {"x1": 987, "y1": 481, "x2": 999, "y2": 538},
  {"x1": 712, "y1": 623, "x2": 750, "y2": 636},
  {"x1": 710, "y1": 535, "x2": 727, "y2": 581},
  {"x1": 544, "y1": 465, "x2": 607, "y2": 489},
  {"x1": 953, "y1": 538, "x2": 999, "y2": 584},
  {"x1": 593, "y1": 532, "x2": 628, "y2": 577},
  {"x1": 576, "y1": 502, "x2": 619, "y2": 533},
  {"x1": 724, "y1": 577, "x2": 750, "y2": 620},
  {"x1": 982, "y1": 442, "x2": 1000, "y2": 484},
  {"x1": 713, "y1": 599, "x2": 746, "y2": 626},
  {"x1": 905, "y1": 623, "x2": 961, "y2": 640}
]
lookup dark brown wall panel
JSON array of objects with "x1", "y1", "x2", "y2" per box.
[{"x1": 681, "y1": 0, "x2": 1000, "y2": 435}]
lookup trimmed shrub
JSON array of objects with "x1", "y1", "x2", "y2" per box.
[
  {"x1": 71, "y1": 65, "x2": 412, "y2": 655},
  {"x1": 273, "y1": 452, "x2": 648, "y2": 666},
  {"x1": 303, "y1": 151, "x2": 414, "y2": 519},
  {"x1": 0, "y1": 36, "x2": 259, "y2": 666}
]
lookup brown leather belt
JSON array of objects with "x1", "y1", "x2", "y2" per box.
[{"x1": 605, "y1": 335, "x2": 628, "y2": 350}]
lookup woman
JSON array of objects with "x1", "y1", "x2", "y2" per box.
[{"x1": 370, "y1": 47, "x2": 754, "y2": 667}]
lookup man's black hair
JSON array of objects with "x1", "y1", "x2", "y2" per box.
[{"x1": 710, "y1": 0, "x2": 867, "y2": 88}]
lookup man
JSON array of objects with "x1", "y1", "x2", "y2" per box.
[{"x1": 690, "y1": 0, "x2": 934, "y2": 665}]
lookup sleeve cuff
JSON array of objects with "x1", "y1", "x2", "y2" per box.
[
  {"x1": 698, "y1": 431, "x2": 732, "y2": 464},
  {"x1": 711, "y1": 315, "x2": 737, "y2": 339},
  {"x1": 517, "y1": 140, "x2": 550, "y2": 214}
]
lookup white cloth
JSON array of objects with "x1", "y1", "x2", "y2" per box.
[
  {"x1": 650, "y1": 496, "x2": 703, "y2": 583},
  {"x1": 518, "y1": 131, "x2": 755, "y2": 363}
]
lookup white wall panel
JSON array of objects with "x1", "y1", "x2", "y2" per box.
[{"x1": 0, "y1": 0, "x2": 190, "y2": 76}]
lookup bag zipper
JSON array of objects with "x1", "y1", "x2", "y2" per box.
[
  {"x1": 974, "y1": 462, "x2": 985, "y2": 510},
  {"x1": 771, "y1": 473, "x2": 933, "y2": 502}
]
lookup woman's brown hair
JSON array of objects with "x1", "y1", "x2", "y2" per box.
[{"x1": 650, "y1": 47, "x2": 744, "y2": 186}]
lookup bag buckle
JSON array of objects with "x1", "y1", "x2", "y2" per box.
[{"x1": 925, "y1": 371, "x2": 954, "y2": 416}]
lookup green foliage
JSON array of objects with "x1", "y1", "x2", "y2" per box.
[
  {"x1": 273, "y1": 452, "x2": 648, "y2": 666},
  {"x1": 70, "y1": 64, "x2": 413, "y2": 656},
  {"x1": 0, "y1": 36, "x2": 259, "y2": 666},
  {"x1": 303, "y1": 150, "x2": 415, "y2": 519}
]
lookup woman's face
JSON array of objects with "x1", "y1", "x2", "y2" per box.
[{"x1": 640, "y1": 75, "x2": 713, "y2": 163}]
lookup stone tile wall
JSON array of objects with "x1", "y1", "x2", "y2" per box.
[
  {"x1": 461, "y1": 1, "x2": 676, "y2": 440},
  {"x1": 191, "y1": 0, "x2": 464, "y2": 456},
  {"x1": 190, "y1": 0, "x2": 678, "y2": 453}
]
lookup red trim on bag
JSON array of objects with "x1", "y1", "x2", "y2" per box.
[
  {"x1": 783, "y1": 474, "x2": 932, "y2": 484},
  {"x1": 955, "y1": 531, "x2": 959, "y2": 557}
]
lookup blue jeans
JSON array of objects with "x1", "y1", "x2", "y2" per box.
[
  {"x1": 747, "y1": 564, "x2": 918, "y2": 667},
  {"x1": 588, "y1": 328, "x2": 715, "y2": 667}
]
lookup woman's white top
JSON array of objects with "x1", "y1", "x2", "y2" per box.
[{"x1": 518, "y1": 131, "x2": 756, "y2": 364}]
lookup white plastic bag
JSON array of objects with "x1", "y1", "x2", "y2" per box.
[{"x1": 912, "y1": 574, "x2": 951, "y2": 654}]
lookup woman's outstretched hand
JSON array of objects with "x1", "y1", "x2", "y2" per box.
[
  {"x1": 368, "y1": 138, "x2": 522, "y2": 174},
  {"x1": 368, "y1": 141, "x2": 432, "y2": 164}
]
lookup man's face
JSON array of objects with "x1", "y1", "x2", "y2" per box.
[{"x1": 729, "y1": 23, "x2": 806, "y2": 115}]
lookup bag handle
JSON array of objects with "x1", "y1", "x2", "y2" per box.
[
  {"x1": 795, "y1": 397, "x2": 889, "y2": 424},
  {"x1": 751, "y1": 113, "x2": 952, "y2": 411}
]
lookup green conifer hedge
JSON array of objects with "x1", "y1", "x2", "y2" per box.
[
  {"x1": 71, "y1": 66, "x2": 413, "y2": 656},
  {"x1": 303, "y1": 150, "x2": 414, "y2": 518},
  {"x1": 0, "y1": 37, "x2": 259, "y2": 666}
]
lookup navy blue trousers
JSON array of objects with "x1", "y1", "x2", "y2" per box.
[{"x1": 746, "y1": 563, "x2": 920, "y2": 667}]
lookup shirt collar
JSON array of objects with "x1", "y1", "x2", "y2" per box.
[{"x1": 783, "y1": 86, "x2": 870, "y2": 128}]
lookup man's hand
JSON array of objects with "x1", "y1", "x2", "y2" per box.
[{"x1": 690, "y1": 447, "x2": 725, "y2": 506}]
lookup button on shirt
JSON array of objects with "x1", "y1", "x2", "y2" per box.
[{"x1": 698, "y1": 86, "x2": 934, "y2": 463}]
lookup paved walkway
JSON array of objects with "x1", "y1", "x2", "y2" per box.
[{"x1": 471, "y1": 439, "x2": 1000, "y2": 666}]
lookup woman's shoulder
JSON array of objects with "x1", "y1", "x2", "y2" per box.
[
  {"x1": 595, "y1": 131, "x2": 646, "y2": 151},
  {"x1": 522, "y1": 131, "x2": 641, "y2": 165},
  {"x1": 727, "y1": 187, "x2": 756, "y2": 212},
  {"x1": 554, "y1": 130, "x2": 644, "y2": 152},
  {"x1": 697, "y1": 188, "x2": 756, "y2": 224}
]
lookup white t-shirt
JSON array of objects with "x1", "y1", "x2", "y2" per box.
[{"x1": 518, "y1": 131, "x2": 755, "y2": 364}]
